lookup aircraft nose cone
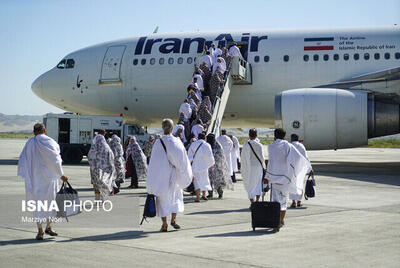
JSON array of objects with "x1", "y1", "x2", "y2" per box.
[{"x1": 31, "y1": 76, "x2": 43, "y2": 97}]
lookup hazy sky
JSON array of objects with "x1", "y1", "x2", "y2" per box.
[{"x1": 1, "y1": 0, "x2": 399, "y2": 116}]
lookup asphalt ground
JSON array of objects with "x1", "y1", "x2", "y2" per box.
[{"x1": 0, "y1": 139, "x2": 399, "y2": 268}]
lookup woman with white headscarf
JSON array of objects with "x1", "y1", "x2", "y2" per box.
[
  {"x1": 88, "y1": 134, "x2": 115, "y2": 200},
  {"x1": 126, "y1": 136, "x2": 148, "y2": 189},
  {"x1": 109, "y1": 134, "x2": 126, "y2": 190}
]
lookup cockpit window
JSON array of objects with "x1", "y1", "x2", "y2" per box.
[
  {"x1": 66, "y1": 59, "x2": 75, "y2": 69},
  {"x1": 57, "y1": 59, "x2": 66, "y2": 69}
]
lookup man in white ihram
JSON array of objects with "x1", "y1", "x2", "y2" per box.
[
  {"x1": 188, "y1": 133, "x2": 215, "y2": 202},
  {"x1": 241, "y1": 129, "x2": 265, "y2": 204},
  {"x1": 217, "y1": 129, "x2": 234, "y2": 182},
  {"x1": 289, "y1": 134, "x2": 313, "y2": 208},
  {"x1": 263, "y1": 128, "x2": 311, "y2": 230},
  {"x1": 146, "y1": 119, "x2": 192, "y2": 232},
  {"x1": 18, "y1": 123, "x2": 68, "y2": 240},
  {"x1": 229, "y1": 42, "x2": 243, "y2": 59}
]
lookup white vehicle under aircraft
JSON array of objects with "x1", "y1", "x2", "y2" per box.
[{"x1": 32, "y1": 26, "x2": 400, "y2": 150}]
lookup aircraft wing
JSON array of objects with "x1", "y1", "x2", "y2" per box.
[{"x1": 316, "y1": 66, "x2": 400, "y2": 89}]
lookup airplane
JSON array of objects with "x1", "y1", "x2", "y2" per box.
[{"x1": 31, "y1": 26, "x2": 400, "y2": 150}]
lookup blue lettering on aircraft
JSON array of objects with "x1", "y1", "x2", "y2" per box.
[{"x1": 134, "y1": 33, "x2": 268, "y2": 55}]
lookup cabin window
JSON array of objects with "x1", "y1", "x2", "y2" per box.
[
  {"x1": 283, "y1": 55, "x2": 289, "y2": 62},
  {"x1": 354, "y1": 53, "x2": 360, "y2": 60},
  {"x1": 384, "y1": 53, "x2": 390, "y2": 60},
  {"x1": 303, "y1": 55, "x2": 309, "y2": 62},
  {"x1": 313, "y1": 54, "x2": 319, "y2": 61},
  {"x1": 66, "y1": 59, "x2": 75, "y2": 68},
  {"x1": 333, "y1": 54, "x2": 339, "y2": 61},
  {"x1": 133, "y1": 59, "x2": 138, "y2": 65},
  {"x1": 168, "y1": 58, "x2": 174, "y2": 64},
  {"x1": 264, "y1": 55, "x2": 270, "y2": 62},
  {"x1": 57, "y1": 59, "x2": 66, "y2": 69},
  {"x1": 374, "y1": 53, "x2": 380, "y2": 60},
  {"x1": 364, "y1": 53, "x2": 370, "y2": 60},
  {"x1": 141, "y1": 59, "x2": 146, "y2": 65},
  {"x1": 150, "y1": 58, "x2": 155, "y2": 65},
  {"x1": 395, "y1": 52, "x2": 400, "y2": 59},
  {"x1": 323, "y1": 54, "x2": 329, "y2": 61},
  {"x1": 177, "y1": 57, "x2": 183, "y2": 64},
  {"x1": 254, "y1": 55, "x2": 260, "y2": 62},
  {"x1": 159, "y1": 58, "x2": 165, "y2": 65},
  {"x1": 187, "y1": 57, "x2": 193, "y2": 64},
  {"x1": 344, "y1": 54, "x2": 349, "y2": 61}
]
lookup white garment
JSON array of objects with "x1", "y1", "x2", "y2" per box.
[
  {"x1": 209, "y1": 46, "x2": 217, "y2": 65},
  {"x1": 188, "y1": 140, "x2": 215, "y2": 191},
  {"x1": 215, "y1": 48, "x2": 223, "y2": 57},
  {"x1": 241, "y1": 140, "x2": 265, "y2": 200},
  {"x1": 289, "y1": 141, "x2": 312, "y2": 201},
  {"x1": 200, "y1": 55, "x2": 212, "y2": 70},
  {"x1": 216, "y1": 135, "x2": 233, "y2": 175},
  {"x1": 18, "y1": 134, "x2": 63, "y2": 219},
  {"x1": 272, "y1": 188, "x2": 289, "y2": 211},
  {"x1": 212, "y1": 58, "x2": 227, "y2": 76},
  {"x1": 265, "y1": 139, "x2": 311, "y2": 196},
  {"x1": 191, "y1": 124, "x2": 204, "y2": 138},
  {"x1": 173, "y1": 124, "x2": 187, "y2": 143},
  {"x1": 146, "y1": 134, "x2": 192, "y2": 217},
  {"x1": 193, "y1": 74, "x2": 204, "y2": 90},
  {"x1": 189, "y1": 98, "x2": 198, "y2": 111},
  {"x1": 229, "y1": 45, "x2": 243, "y2": 58},
  {"x1": 179, "y1": 102, "x2": 192, "y2": 121},
  {"x1": 231, "y1": 135, "x2": 240, "y2": 172}
]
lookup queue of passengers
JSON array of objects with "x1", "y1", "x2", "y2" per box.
[{"x1": 18, "y1": 121, "x2": 311, "y2": 237}]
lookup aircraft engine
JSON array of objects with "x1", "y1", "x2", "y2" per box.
[{"x1": 275, "y1": 88, "x2": 400, "y2": 150}]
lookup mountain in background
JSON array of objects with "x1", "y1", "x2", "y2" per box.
[
  {"x1": 0, "y1": 113, "x2": 42, "y2": 132},
  {"x1": 0, "y1": 113, "x2": 275, "y2": 137}
]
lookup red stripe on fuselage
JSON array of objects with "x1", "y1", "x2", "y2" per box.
[{"x1": 304, "y1": 46, "x2": 334, "y2": 51}]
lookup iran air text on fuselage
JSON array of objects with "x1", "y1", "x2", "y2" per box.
[{"x1": 134, "y1": 33, "x2": 268, "y2": 55}]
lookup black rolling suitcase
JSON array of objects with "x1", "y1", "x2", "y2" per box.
[{"x1": 250, "y1": 185, "x2": 281, "y2": 231}]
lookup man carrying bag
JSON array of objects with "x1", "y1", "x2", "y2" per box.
[{"x1": 241, "y1": 129, "x2": 266, "y2": 204}]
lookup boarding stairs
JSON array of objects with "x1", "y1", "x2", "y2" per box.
[{"x1": 197, "y1": 57, "x2": 252, "y2": 136}]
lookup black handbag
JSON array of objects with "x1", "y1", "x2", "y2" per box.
[
  {"x1": 304, "y1": 173, "x2": 316, "y2": 200},
  {"x1": 56, "y1": 181, "x2": 81, "y2": 220}
]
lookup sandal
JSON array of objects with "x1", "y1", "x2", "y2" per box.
[
  {"x1": 36, "y1": 231, "x2": 44, "y2": 240},
  {"x1": 290, "y1": 203, "x2": 297, "y2": 208},
  {"x1": 201, "y1": 196, "x2": 208, "y2": 201},
  {"x1": 160, "y1": 224, "x2": 168, "y2": 232},
  {"x1": 45, "y1": 228, "x2": 58, "y2": 236},
  {"x1": 170, "y1": 221, "x2": 181, "y2": 230}
]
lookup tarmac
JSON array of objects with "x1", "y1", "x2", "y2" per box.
[{"x1": 0, "y1": 138, "x2": 399, "y2": 268}]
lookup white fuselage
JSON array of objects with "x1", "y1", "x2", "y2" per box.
[{"x1": 32, "y1": 26, "x2": 400, "y2": 127}]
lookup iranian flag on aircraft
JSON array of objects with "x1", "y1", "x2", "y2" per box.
[{"x1": 304, "y1": 37, "x2": 334, "y2": 51}]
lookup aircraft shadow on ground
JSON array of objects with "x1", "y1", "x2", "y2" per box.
[
  {"x1": 312, "y1": 161, "x2": 400, "y2": 186},
  {"x1": 196, "y1": 229, "x2": 276, "y2": 238}
]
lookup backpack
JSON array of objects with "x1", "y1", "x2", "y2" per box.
[
  {"x1": 140, "y1": 194, "x2": 156, "y2": 224},
  {"x1": 304, "y1": 173, "x2": 316, "y2": 200}
]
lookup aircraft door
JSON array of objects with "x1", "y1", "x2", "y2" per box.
[{"x1": 100, "y1": 45, "x2": 126, "y2": 82}]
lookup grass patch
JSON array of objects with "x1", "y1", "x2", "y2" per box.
[
  {"x1": 0, "y1": 132, "x2": 33, "y2": 139},
  {"x1": 238, "y1": 137, "x2": 274, "y2": 145},
  {"x1": 368, "y1": 139, "x2": 400, "y2": 148}
]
